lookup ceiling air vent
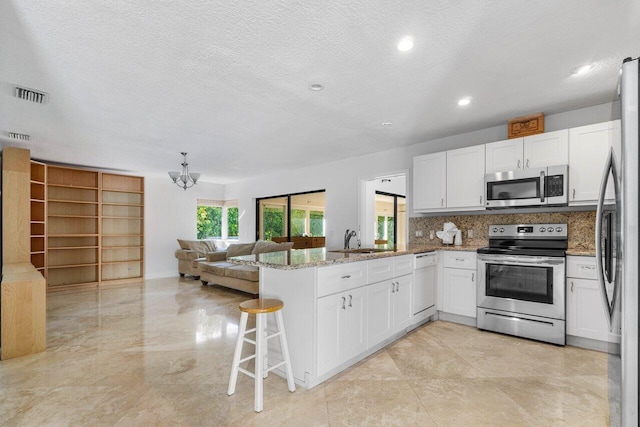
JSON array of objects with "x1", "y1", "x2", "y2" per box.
[
  {"x1": 14, "y1": 85, "x2": 48, "y2": 104},
  {"x1": 8, "y1": 132, "x2": 30, "y2": 141}
]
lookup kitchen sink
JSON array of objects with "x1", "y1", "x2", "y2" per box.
[{"x1": 329, "y1": 248, "x2": 392, "y2": 254}]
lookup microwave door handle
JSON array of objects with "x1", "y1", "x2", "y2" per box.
[
  {"x1": 595, "y1": 147, "x2": 619, "y2": 329},
  {"x1": 540, "y1": 171, "x2": 545, "y2": 203}
]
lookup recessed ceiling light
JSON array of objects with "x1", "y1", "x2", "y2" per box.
[
  {"x1": 397, "y1": 36, "x2": 414, "y2": 52},
  {"x1": 308, "y1": 84, "x2": 324, "y2": 91},
  {"x1": 381, "y1": 122, "x2": 393, "y2": 127},
  {"x1": 570, "y1": 64, "x2": 594, "y2": 76},
  {"x1": 458, "y1": 97, "x2": 472, "y2": 106}
]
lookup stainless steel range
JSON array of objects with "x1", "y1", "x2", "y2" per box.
[{"x1": 476, "y1": 224, "x2": 567, "y2": 345}]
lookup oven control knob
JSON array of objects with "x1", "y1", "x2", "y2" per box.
[
  {"x1": 499, "y1": 228, "x2": 504, "y2": 232},
  {"x1": 547, "y1": 227, "x2": 554, "y2": 232},
  {"x1": 539, "y1": 227, "x2": 546, "y2": 232},
  {"x1": 492, "y1": 227, "x2": 498, "y2": 233},
  {"x1": 556, "y1": 227, "x2": 563, "y2": 232}
]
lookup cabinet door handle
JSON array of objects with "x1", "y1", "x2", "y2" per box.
[
  {"x1": 341, "y1": 275, "x2": 351, "y2": 279},
  {"x1": 391, "y1": 282, "x2": 395, "y2": 293},
  {"x1": 526, "y1": 159, "x2": 530, "y2": 168},
  {"x1": 517, "y1": 159, "x2": 521, "y2": 169},
  {"x1": 579, "y1": 265, "x2": 595, "y2": 270},
  {"x1": 342, "y1": 296, "x2": 346, "y2": 309},
  {"x1": 396, "y1": 282, "x2": 400, "y2": 292},
  {"x1": 479, "y1": 195, "x2": 483, "y2": 205},
  {"x1": 572, "y1": 188, "x2": 576, "y2": 200},
  {"x1": 471, "y1": 273, "x2": 475, "y2": 282},
  {"x1": 571, "y1": 281, "x2": 574, "y2": 292},
  {"x1": 441, "y1": 198, "x2": 444, "y2": 207},
  {"x1": 348, "y1": 295, "x2": 353, "y2": 307},
  {"x1": 456, "y1": 258, "x2": 465, "y2": 262}
]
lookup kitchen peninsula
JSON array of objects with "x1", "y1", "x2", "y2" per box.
[{"x1": 228, "y1": 245, "x2": 480, "y2": 389}]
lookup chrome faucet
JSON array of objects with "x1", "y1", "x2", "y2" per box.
[{"x1": 344, "y1": 229, "x2": 357, "y2": 249}]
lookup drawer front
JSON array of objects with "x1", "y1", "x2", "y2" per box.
[
  {"x1": 567, "y1": 256, "x2": 597, "y2": 280},
  {"x1": 368, "y1": 258, "x2": 394, "y2": 283},
  {"x1": 415, "y1": 252, "x2": 437, "y2": 268},
  {"x1": 317, "y1": 262, "x2": 368, "y2": 297},
  {"x1": 442, "y1": 251, "x2": 477, "y2": 270},
  {"x1": 393, "y1": 255, "x2": 414, "y2": 277}
]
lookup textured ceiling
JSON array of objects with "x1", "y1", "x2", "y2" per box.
[{"x1": 0, "y1": 1, "x2": 638, "y2": 183}]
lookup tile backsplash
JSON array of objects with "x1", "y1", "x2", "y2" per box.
[{"x1": 409, "y1": 210, "x2": 596, "y2": 250}]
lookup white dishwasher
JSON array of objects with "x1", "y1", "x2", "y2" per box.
[{"x1": 414, "y1": 252, "x2": 437, "y2": 317}]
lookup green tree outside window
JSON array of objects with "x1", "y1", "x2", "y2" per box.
[{"x1": 197, "y1": 206, "x2": 222, "y2": 239}]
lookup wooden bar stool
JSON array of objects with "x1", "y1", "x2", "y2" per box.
[{"x1": 227, "y1": 298, "x2": 295, "y2": 412}]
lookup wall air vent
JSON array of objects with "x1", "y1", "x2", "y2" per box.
[
  {"x1": 8, "y1": 132, "x2": 30, "y2": 141},
  {"x1": 14, "y1": 85, "x2": 48, "y2": 104}
]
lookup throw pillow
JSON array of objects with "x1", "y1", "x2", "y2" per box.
[
  {"x1": 227, "y1": 242, "x2": 256, "y2": 257},
  {"x1": 177, "y1": 239, "x2": 191, "y2": 250}
]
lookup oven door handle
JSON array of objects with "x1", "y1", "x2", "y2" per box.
[
  {"x1": 540, "y1": 170, "x2": 545, "y2": 203},
  {"x1": 478, "y1": 255, "x2": 564, "y2": 266}
]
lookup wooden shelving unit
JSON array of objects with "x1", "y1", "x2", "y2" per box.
[
  {"x1": 29, "y1": 161, "x2": 46, "y2": 277},
  {"x1": 101, "y1": 173, "x2": 144, "y2": 283},
  {"x1": 45, "y1": 166, "x2": 100, "y2": 290}
]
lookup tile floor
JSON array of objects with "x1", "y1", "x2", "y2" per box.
[{"x1": 0, "y1": 277, "x2": 611, "y2": 426}]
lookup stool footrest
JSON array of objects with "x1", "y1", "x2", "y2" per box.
[
  {"x1": 239, "y1": 354, "x2": 256, "y2": 364},
  {"x1": 243, "y1": 337, "x2": 256, "y2": 345},
  {"x1": 265, "y1": 331, "x2": 282, "y2": 340},
  {"x1": 265, "y1": 360, "x2": 286, "y2": 373},
  {"x1": 238, "y1": 367, "x2": 254, "y2": 379}
]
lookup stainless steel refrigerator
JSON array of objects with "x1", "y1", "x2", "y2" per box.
[{"x1": 597, "y1": 56, "x2": 639, "y2": 427}]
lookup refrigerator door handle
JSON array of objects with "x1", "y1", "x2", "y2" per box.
[{"x1": 595, "y1": 147, "x2": 621, "y2": 330}]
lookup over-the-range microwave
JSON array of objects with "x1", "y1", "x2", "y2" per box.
[{"x1": 484, "y1": 165, "x2": 568, "y2": 208}]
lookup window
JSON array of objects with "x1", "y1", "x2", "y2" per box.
[
  {"x1": 256, "y1": 190, "x2": 325, "y2": 242},
  {"x1": 197, "y1": 199, "x2": 239, "y2": 240},
  {"x1": 375, "y1": 192, "x2": 406, "y2": 246}
]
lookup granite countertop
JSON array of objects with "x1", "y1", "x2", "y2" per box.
[
  {"x1": 566, "y1": 249, "x2": 596, "y2": 256},
  {"x1": 228, "y1": 244, "x2": 485, "y2": 270}
]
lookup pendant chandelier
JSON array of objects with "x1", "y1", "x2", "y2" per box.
[{"x1": 168, "y1": 152, "x2": 200, "y2": 190}]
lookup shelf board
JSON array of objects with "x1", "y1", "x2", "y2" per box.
[
  {"x1": 48, "y1": 199, "x2": 99, "y2": 205},
  {"x1": 30, "y1": 221, "x2": 46, "y2": 224},
  {"x1": 102, "y1": 216, "x2": 143, "y2": 219},
  {"x1": 48, "y1": 246, "x2": 99, "y2": 250},
  {"x1": 102, "y1": 245, "x2": 144, "y2": 249},
  {"x1": 48, "y1": 214, "x2": 99, "y2": 219},
  {"x1": 101, "y1": 202, "x2": 144, "y2": 207},
  {"x1": 103, "y1": 234, "x2": 144, "y2": 237},
  {"x1": 30, "y1": 250, "x2": 46, "y2": 254},
  {"x1": 30, "y1": 199, "x2": 45, "y2": 203},
  {"x1": 48, "y1": 263, "x2": 99, "y2": 269},
  {"x1": 31, "y1": 234, "x2": 46, "y2": 238},
  {"x1": 102, "y1": 189, "x2": 144, "y2": 194},
  {"x1": 30, "y1": 180, "x2": 45, "y2": 185},
  {"x1": 47, "y1": 183, "x2": 98, "y2": 190},
  {"x1": 101, "y1": 260, "x2": 143, "y2": 265},
  {"x1": 48, "y1": 234, "x2": 99, "y2": 237}
]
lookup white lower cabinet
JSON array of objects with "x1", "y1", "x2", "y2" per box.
[
  {"x1": 316, "y1": 285, "x2": 367, "y2": 376},
  {"x1": 366, "y1": 259, "x2": 414, "y2": 349},
  {"x1": 441, "y1": 251, "x2": 477, "y2": 318},
  {"x1": 566, "y1": 256, "x2": 618, "y2": 343}
]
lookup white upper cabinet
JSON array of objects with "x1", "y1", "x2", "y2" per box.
[
  {"x1": 569, "y1": 120, "x2": 621, "y2": 204},
  {"x1": 485, "y1": 130, "x2": 569, "y2": 174},
  {"x1": 523, "y1": 129, "x2": 569, "y2": 168},
  {"x1": 413, "y1": 152, "x2": 446, "y2": 211},
  {"x1": 485, "y1": 138, "x2": 524, "y2": 174},
  {"x1": 446, "y1": 146, "x2": 485, "y2": 210}
]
